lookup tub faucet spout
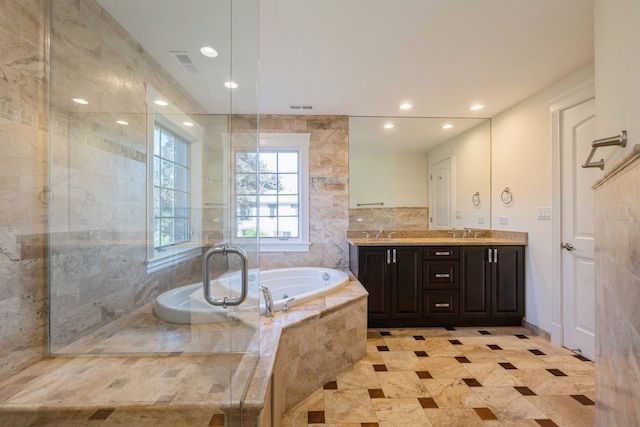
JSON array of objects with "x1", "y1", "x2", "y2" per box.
[
  {"x1": 283, "y1": 297, "x2": 296, "y2": 313},
  {"x1": 260, "y1": 285, "x2": 273, "y2": 317}
]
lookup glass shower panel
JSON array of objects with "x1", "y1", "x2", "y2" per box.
[{"x1": 49, "y1": 0, "x2": 259, "y2": 419}]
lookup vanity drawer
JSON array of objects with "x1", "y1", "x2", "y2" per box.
[
  {"x1": 424, "y1": 247, "x2": 459, "y2": 260},
  {"x1": 424, "y1": 261, "x2": 459, "y2": 289},
  {"x1": 424, "y1": 291, "x2": 459, "y2": 316}
]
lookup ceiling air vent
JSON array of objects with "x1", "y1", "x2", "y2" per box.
[
  {"x1": 289, "y1": 104, "x2": 314, "y2": 111},
  {"x1": 172, "y1": 51, "x2": 198, "y2": 73}
]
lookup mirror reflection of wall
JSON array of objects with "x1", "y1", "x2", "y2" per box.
[
  {"x1": 349, "y1": 117, "x2": 490, "y2": 230},
  {"x1": 428, "y1": 120, "x2": 491, "y2": 230}
]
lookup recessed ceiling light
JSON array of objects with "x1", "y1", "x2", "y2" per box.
[
  {"x1": 442, "y1": 123, "x2": 453, "y2": 129},
  {"x1": 384, "y1": 123, "x2": 394, "y2": 129},
  {"x1": 225, "y1": 81, "x2": 238, "y2": 89},
  {"x1": 72, "y1": 98, "x2": 88, "y2": 105},
  {"x1": 116, "y1": 120, "x2": 129, "y2": 125},
  {"x1": 154, "y1": 100, "x2": 168, "y2": 106},
  {"x1": 200, "y1": 46, "x2": 218, "y2": 58},
  {"x1": 470, "y1": 104, "x2": 484, "y2": 111},
  {"x1": 183, "y1": 121, "x2": 194, "y2": 127},
  {"x1": 399, "y1": 103, "x2": 412, "y2": 110}
]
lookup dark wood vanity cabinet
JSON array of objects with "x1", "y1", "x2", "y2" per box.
[
  {"x1": 350, "y1": 243, "x2": 525, "y2": 327},
  {"x1": 423, "y1": 247, "x2": 460, "y2": 325},
  {"x1": 349, "y1": 245, "x2": 422, "y2": 327},
  {"x1": 460, "y1": 245, "x2": 524, "y2": 324}
]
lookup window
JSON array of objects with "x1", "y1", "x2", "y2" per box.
[
  {"x1": 153, "y1": 124, "x2": 190, "y2": 249},
  {"x1": 145, "y1": 84, "x2": 203, "y2": 273},
  {"x1": 234, "y1": 133, "x2": 310, "y2": 252}
]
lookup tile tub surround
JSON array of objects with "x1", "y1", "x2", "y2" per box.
[
  {"x1": 593, "y1": 144, "x2": 640, "y2": 426},
  {"x1": 282, "y1": 327, "x2": 595, "y2": 426},
  {"x1": 0, "y1": 273, "x2": 368, "y2": 426}
]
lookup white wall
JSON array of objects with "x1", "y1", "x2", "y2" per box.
[
  {"x1": 350, "y1": 152, "x2": 428, "y2": 208},
  {"x1": 394, "y1": 152, "x2": 429, "y2": 207},
  {"x1": 491, "y1": 64, "x2": 594, "y2": 332}
]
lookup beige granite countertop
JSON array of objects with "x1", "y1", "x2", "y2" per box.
[
  {"x1": 347, "y1": 237, "x2": 525, "y2": 246},
  {"x1": 346, "y1": 229, "x2": 527, "y2": 247}
]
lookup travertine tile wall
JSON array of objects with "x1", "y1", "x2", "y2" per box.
[
  {"x1": 0, "y1": 0, "x2": 237, "y2": 368},
  {"x1": 593, "y1": 147, "x2": 640, "y2": 426},
  {"x1": 47, "y1": 0, "x2": 221, "y2": 349},
  {"x1": 0, "y1": 0, "x2": 49, "y2": 381},
  {"x1": 236, "y1": 115, "x2": 350, "y2": 270}
]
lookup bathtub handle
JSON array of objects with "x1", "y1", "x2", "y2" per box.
[{"x1": 202, "y1": 245, "x2": 249, "y2": 308}]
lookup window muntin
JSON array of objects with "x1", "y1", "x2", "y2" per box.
[{"x1": 154, "y1": 124, "x2": 191, "y2": 249}]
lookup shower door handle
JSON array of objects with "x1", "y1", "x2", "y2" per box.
[{"x1": 202, "y1": 245, "x2": 249, "y2": 308}]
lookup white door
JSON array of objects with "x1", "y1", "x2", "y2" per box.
[
  {"x1": 561, "y1": 97, "x2": 596, "y2": 360},
  {"x1": 430, "y1": 157, "x2": 454, "y2": 229}
]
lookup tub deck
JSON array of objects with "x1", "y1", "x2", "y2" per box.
[{"x1": 0, "y1": 272, "x2": 368, "y2": 426}]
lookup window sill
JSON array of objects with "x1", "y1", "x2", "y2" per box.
[
  {"x1": 146, "y1": 244, "x2": 203, "y2": 274},
  {"x1": 260, "y1": 241, "x2": 311, "y2": 253}
]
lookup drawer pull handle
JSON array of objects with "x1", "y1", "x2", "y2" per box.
[
  {"x1": 435, "y1": 273, "x2": 450, "y2": 278},
  {"x1": 435, "y1": 303, "x2": 450, "y2": 308},
  {"x1": 435, "y1": 251, "x2": 451, "y2": 256}
]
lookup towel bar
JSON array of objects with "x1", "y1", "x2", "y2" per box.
[{"x1": 582, "y1": 130, "x2": 627, "y2": 170}]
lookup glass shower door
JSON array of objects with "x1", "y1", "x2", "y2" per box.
[{"x1": 48, "y1": 0, "x2": 259, "y2": 422}]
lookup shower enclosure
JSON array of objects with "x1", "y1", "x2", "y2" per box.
[{"x1": 48, "y1": 0, "x2": 260, "y2": 417}]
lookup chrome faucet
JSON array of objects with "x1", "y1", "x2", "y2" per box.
[
  {"x1": 461, "y1": 228, "x2": 473, "y2": 239},
  {"x1": 474, "y1": 231, "x2": 484, "y2": 240},
  {"x1": 260, "y1": 285, "x2": 273, "y2": 317},
  {"x1": 375, "y1": 230, "x2": 384, "y2": 240},
  {"x1": 387, "y1": 231, "x2": 396, "y2": 240},
  {"x1": 361, "y1": 231, "x2": 370, "y2": 240}
]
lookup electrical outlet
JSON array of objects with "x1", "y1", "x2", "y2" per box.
[
  {"x1": 356, "y1": 217, "x2": 364, "y2": 222},
  {"x1": 499, "y1": 216, "x2": 508, "y2": 225}
]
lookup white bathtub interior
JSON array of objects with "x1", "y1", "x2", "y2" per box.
[{"x1": 155, "y1": 267, "x2": 350, "y2": 324}]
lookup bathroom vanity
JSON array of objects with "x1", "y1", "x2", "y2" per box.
[{"x1": 348, "y1": 232, "x2": 526, "y2": 328}]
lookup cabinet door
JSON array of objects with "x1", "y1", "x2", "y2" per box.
[
  {"x1": 460, "y1": 246, "x2": 491, "y2": 317},
  {"x1": 390, "y1": 247, "x2": 423, "y2": 319},
  {"x1": 492, "y1": 246, "x2": 524, "y2": 317},
  {"x1": 360, "y1": 247, "x2": 390, "y2": 320}
]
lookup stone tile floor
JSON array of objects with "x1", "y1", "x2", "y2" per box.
[{"x1": 281, "y1": 327, "x2": 594, "y2": 427}]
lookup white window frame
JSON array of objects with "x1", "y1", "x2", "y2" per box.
[
  {"x1": 145, "y1": 84, "x2": 203, "y2": 273},
  {"x1": 233, "y1": 133, "x2": 310, "y2": 252}
]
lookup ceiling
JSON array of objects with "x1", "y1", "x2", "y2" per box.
[
  {"x1": 97, "y1": 0, "x2": 594, "y2": 119},
  {"x1": 260, "y1": 0, "x2": 594, "y2": 118}
]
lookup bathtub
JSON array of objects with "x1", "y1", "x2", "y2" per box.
[{"x1": 155, "y1": 267, "x2": 350, "y2": 324}]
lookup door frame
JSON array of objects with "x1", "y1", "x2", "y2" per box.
[{"x1": 549, "y1": 77, "x2": 595, "y2": 347}]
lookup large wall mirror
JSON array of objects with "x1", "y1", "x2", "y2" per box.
[{"x1": 349, "y1": 117, "x2": 491, "y2": 230}]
